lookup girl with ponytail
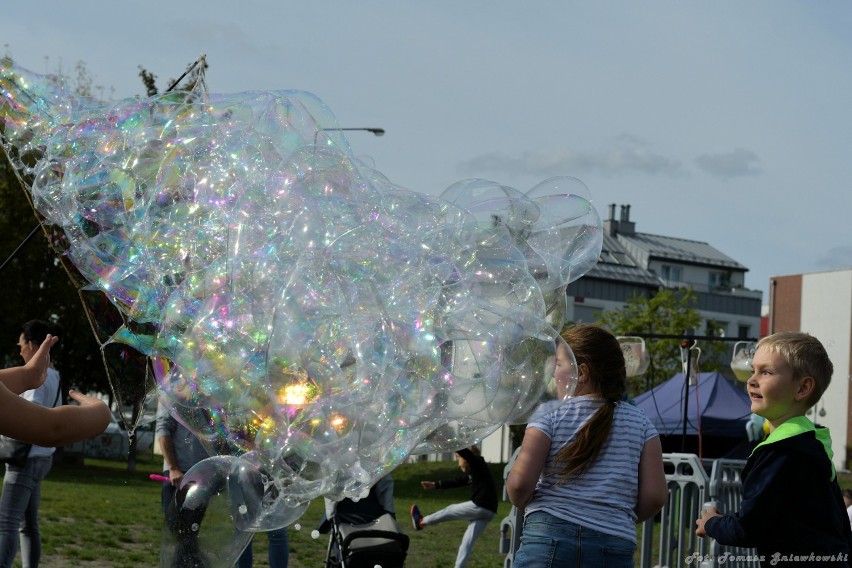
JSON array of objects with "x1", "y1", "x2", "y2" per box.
[{"x1": 508, "y1": 324, "x2": 667, "y2": 567}]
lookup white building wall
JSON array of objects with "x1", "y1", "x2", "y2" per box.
[
  {"x1": 480, "y1": 424, "x2": 512, "y2": 464},
  {"x1": 699, "y1": 308, "x2": 762, "y2": 339},
  {"x1": 799, "y1": 269, "x2": 852, "y2": 471}
]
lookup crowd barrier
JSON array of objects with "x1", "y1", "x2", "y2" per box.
[{"x1": 499, "y1": 452, "x2": 758, "y2": 568}]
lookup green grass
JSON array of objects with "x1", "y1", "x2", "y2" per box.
[
  {"x1": 10, "y1": 455, "x2": 851, "y2": 567},
  {"x1": 2, "y1": 454, "x2": 513, "y2": 567}
]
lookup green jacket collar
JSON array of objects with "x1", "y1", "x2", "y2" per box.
[{"x1": 752, "y1": 415, "x2": 835, "y2": 480}]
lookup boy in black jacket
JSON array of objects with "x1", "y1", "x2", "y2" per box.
[
  {"x1": 696, "y1": 332, "x2": 852, "y2": 566},
  {"x1": 410, "y1": 446, "x2": 498, "y2": 568}
]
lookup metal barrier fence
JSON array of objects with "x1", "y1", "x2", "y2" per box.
[{"x1": 499, "y1": 452, "x2": 757, "y2": 568}]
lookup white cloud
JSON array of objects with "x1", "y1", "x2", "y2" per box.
[
  {"x1": 813, "y1": 246, "x2": 852, "y2": 272},
  {"x1": 694, "y1": 149, "x2": 762, "y2": 180},
  {"x1": 457, "y1": 134, "x2": 684, "y2": 179}
]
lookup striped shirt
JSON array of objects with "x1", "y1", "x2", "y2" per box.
[{"x1": 525, "y1": 395, "x2": 658, "y2": 544}]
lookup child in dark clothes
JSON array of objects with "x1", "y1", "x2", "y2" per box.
[
  {"x1": 696, "y1": 332, "x2": 852, "y2": 566},
  {"x1": 410, "y1": 446, "x2": 498, "y2": 568}
]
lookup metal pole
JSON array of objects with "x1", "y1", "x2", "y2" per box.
[
  {"x1": 681, "y1": 339, "x2": 691, "y2": 452},
  {"x1": 0, "y1": 224, "x2": 41, "y2": 274}
]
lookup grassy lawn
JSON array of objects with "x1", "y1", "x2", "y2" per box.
[
  {"x1": 7, "y1": 453, "x2": 852, "y2": 567},
  {"x1": 1, "y1": 453, "x2": 513, "y2": 567}
]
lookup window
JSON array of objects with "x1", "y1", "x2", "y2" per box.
[
  {"x1": 738, "y1": 325, "x2": 751, "y2": 339},
  {"x1": 709, "y1": 271, "x2": 730, "y2": 289},
  {"x1": 661, "y1": 265, "x2": 682, "y2": 282},
  {"x1": 706, "y1": 320, "x2": 727, "y2": 337}
]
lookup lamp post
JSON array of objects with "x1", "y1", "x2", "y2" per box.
[{"x1": 313, "y1": 127, "x2": 385, "y2": 145}]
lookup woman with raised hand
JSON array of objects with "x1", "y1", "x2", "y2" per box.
[{"x1": 0, "y1": 321, "x2": 110, "y2": 568}]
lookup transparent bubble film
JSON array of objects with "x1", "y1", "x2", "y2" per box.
[{"x1": 1, "y1": 60, "x2": 601, "y2": 531}]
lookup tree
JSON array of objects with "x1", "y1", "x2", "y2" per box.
[
  {"x1": 138, "y1": 56, "x2": 208, "y2": 98},
  {"x1": 1, "y1": 56, "x2": 152, "y2": 469},
  {"x1": 0, "y1": 150, "x2": 106, "y2": 392},
  {"x1": 2, "y1": 55, "x2": 212, "y2": 469},
  {"x1": 597, "y1": 287, "x2": 730, "y2": 396}
]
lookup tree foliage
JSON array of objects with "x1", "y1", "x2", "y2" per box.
[
  {"x1": 0, "y1": 157, "x2": 104, "y2": 395},
  {"x1": 138, "y1": 56, "x2": 208, "y2": 97},
  {"x1": 2, "y1": 55, "x2": 214, "y2": 469},
  {"x1": 597, "y1": 287, "x2": 731, "y2": 396},
  {"x1": 0, "y1": 56, "x2": 117, "y2": 400}
]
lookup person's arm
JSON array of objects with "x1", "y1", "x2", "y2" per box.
[
  {"x1": 158, "y1": 434, "x2": 185, "y2": 486},
  {"x1": 696, "y1": 448, "x2": 783, "y2": 546},
  {"x1": 0, "y1": 335, "x2": 57, "y2": 394},
  {"x1": 0, "y1": 386, "x2": 110, "y2": 446},
  {"x1": 634, "y1": 436, "x2": 667, "y2": 522},
  {"x1": 507, "y1": 428, "x2": 551, "y2": 509}
]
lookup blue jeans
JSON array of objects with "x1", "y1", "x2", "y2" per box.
[
  {"x1": 513, "y1": 511, "x2": 635, "y2": 568},
  {"x1": 0, "y1": 457, "x2": 53, "y2": 568},
  {"x1": 236, "y1": 528, "x2": 289, "y2": 568}
]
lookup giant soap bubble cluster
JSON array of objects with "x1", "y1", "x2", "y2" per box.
[{"x1": 1, "y1": 58, "x2": 601, "y2": 564}]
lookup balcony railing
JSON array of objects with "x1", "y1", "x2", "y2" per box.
[{"x1": 659, "y1": 279, "x2": 763, "y2": 299}]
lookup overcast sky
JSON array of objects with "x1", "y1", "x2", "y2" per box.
[{"x1": 5, "y1": 2, "x2": 852, "y2": 304}]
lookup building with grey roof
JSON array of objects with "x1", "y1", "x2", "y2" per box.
[{"x1": 567, "y1": 204, "x2": 762, "y2": 339}]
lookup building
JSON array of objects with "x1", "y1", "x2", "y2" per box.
[
  {"x1": 481, "y1": 204, "x2": 764, "y2": 463},
  {"x1": 568, "y1": 204, "x2": 762, "y2": 338},
  {"x1": 767, "y1": 268, "x2": 852, "y2": 471}
]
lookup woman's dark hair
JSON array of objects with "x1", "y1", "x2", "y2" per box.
[
  {"x1": 21, "y1": 319, "x2": 63, "y2": 347},
  {"x1": 555, "y1": 323, "x2": 626, "y2": 482}
]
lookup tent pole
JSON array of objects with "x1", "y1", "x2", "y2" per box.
[{"x1": 681, "y1": 339, "x2": 692, "y2": 452}]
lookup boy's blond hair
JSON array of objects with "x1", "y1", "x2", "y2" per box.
[{"x1": 757, "y1": 331, "x2": 833, "y2": 408}]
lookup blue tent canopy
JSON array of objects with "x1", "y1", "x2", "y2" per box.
[{"x1": 634, "y1": 372, "x2": 752, "y2": 438}]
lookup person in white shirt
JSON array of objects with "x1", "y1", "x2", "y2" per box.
[{"x1": 0, "y1": 320, "x2": 63, "y2": 568}]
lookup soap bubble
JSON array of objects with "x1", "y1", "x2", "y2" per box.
[
  {"x1": 1, "y1": 60, "x2": 601, "y2": 543},
  {"x1": 160, "y1": 456, "x2": 254, "y2": 568}
]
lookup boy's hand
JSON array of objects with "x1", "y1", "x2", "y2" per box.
[
  {"x1": 421, "y1": 481, "x2": 436, "y2": 490},
  {"x1": 695, "y1": 505, "x2": 719, "y2": 537}
]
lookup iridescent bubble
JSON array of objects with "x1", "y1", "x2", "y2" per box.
[
  {"x1": 1, "y1": 60, "x2": 601, "y2": 550},
  {"x1": 160, "y1": 456, "x2": 254, "y2": 568}
]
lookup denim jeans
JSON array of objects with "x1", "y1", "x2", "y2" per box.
[
  {"x1": 513, "y1": 510, "x2": 635, "y2": 568},
  {"x1": 236, "y1": 528, "x2": 289, "y2": 568},
  {"x1": 0, "y1": 456, "x2": 53, "y2": 568}
]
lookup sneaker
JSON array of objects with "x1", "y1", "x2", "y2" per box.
[{"x1": 410, "y1": 504, "x2": 423, "y2": 530}]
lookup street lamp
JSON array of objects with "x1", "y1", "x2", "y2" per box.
[{"x1": 313, "y1": 127, "x2": 385, "y2": 145}]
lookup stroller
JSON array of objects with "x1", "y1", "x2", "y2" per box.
[{"x1": 321, "y1": 481, "x2": 409, "y2": 568}]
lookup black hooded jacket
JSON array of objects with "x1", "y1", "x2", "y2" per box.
[
  {"x1": 434, "y1": 448, "x2": 498, "y2": 513},
  {"x1": 705, "y1": 416, "x2": 852, "y2": 566}
]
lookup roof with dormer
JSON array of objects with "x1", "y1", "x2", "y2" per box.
[
  {"x1": 582, "y1": 233, "x2": 660, "y2": 286},
  {"x1": 580, "y1": 228, "x2": 748, "y2": 287},
  {"x1": 617, "y1": 232, "x2": 747, "y2": 270}
]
